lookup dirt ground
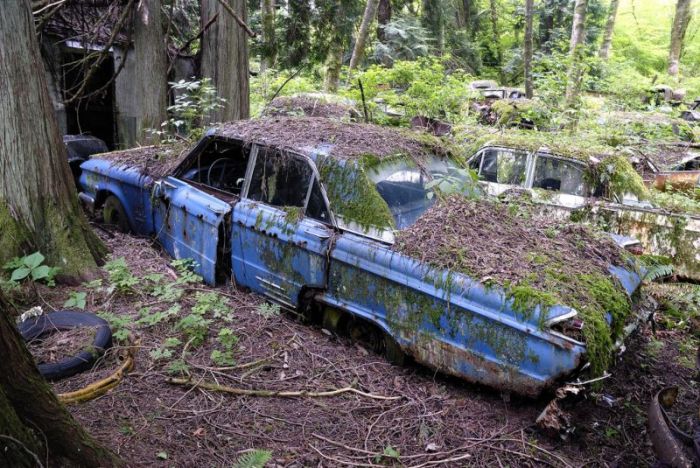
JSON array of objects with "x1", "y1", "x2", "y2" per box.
[{"x1": 19, "y1": 229, "x2": 699, "y2": 467}]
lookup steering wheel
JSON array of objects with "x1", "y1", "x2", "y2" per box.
[{"x1": 206, "y1": 158, "x2": 230, "y2": 188}]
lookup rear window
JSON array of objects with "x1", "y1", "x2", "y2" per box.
[{"x1": 476, "y1": 148, "x2": 528, "y2": 185}]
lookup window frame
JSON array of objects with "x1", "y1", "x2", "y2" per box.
[
  {"x1": 529, "y1": 152, "x2": 590, "y2": 197},
  {"x1": 241, "y1": 144, "x2": 336, "y2": 226}
]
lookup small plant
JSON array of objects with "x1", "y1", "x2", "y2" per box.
[
  {"x1": 151, "y1": 78, "x2": 225, "y2": 142},
  {"x1": 233, "y1": 449, "x2": 272, "y2": 468},
  {"x1": 193, "y1": 292, "x2": 232, "y2": 321},
  {"x1": 211, "y1": 327, "x2": 239, "y2": 366},
  {"x1": 3, "y1": 252, "x2": 59, "y2": 286},
  {"x1": 137, "y1": 304, "x2": 182, "y2": 327},
  {"x1": 255, "y1": 302, "x2": 281, "y2": 319},
  {"x1": 149, "y1": 337, "x2": 182, "y2": 361},
  {"x1": 175, "y1": 313, "x2": 212, "y2": 346},
  {"x1": 97, "y1": 311, "x2": 131, "y2": 342},
  {"x1": 64, "y1": 291, "x2": 87, "y2": 309},
  {"x1": 166, "y1": 358, "x2": 190, "y2": 376},
  {"x1": 104, "y1": 258, "x2": 139, "y2": 294}
]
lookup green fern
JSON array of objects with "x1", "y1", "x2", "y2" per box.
[
  {"x1": 638, "y1": 255, "x2": 674, "y2": 282},
  {"x1": 234, "y1": 449, "x2": 272, "y2": 468}
]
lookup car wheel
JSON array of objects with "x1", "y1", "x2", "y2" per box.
[
  {"x1": 103, "y1": 195, "x2": 130, "y2": 233},
  {"x1": 18, "y1": 310, "x2": 113, "y2": 381}
]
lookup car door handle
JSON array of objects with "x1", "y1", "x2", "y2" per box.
[{"x1": 304, "y1": 228, "x2": 330, "y2": 240}]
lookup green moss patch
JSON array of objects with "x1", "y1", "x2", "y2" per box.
[{"x1": 394, "y1": 195, "x2": 634, "y2": 376}]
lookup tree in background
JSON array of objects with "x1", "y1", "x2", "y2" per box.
[
  {"x1": 565, "y1": 0, "x2": 588, "y2": 108},
  {"x1": 350, "y1": 0, "x2": 381, "y2": 70},
  {"x1": 201, "y1": 0, "x2": 250, "y2": 121},
  {"x1": 598, "y1": 0, "x2": 619, "y2": 59},
  {"x1": 133, "y1": 0, "x2": 168, "y2": 142},
  {"x1": 282, "y1": 0, "x2": 311, "y2": 68},
  {"x1": 668, "y1": 0, "x2": 693, "y2": 76},
  {"x1": 524, "y1": 0, "x2": 534, "y2": 98},
  {"x1": 260, "y1": 0, "x2": 277, "y2": 71},
  {"x1": 422, "y1": 0, "x2": 446, "y2": 52},
  {"x1": 377, "y1": 0, "x2": 392, "y2": 42},
  {"x1": 0, "y1": 1, "x2": 119, "y2": 465}
]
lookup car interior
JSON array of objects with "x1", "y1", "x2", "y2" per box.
[{"x1": 178, "y1": 138, "x2": 251, "y2": 195}]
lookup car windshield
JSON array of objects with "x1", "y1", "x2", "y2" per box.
[
  {"x1": 532, "y1": 154, "x2": 588, "y2": 196},
  {"x1": 367, "y1": 157, "x2": 467, "y2": 230}
]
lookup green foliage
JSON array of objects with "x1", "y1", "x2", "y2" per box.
[
  {"x1": 175, "y1": 313, "x2": 212, "y2": 347},
  {"x1": 151, "y1": 78, "x2": 225, "y2": 142},
  {"x1": 3, "y1": 252, "x2": 59, "y2": 286},
  {"x1": 97, "y1": 311, "x2": 131, "y2": 342},
  {"x1": 373, "y1": 15, "x2": 431, "y2": 65},
  {"x1": 64, "y1": 291, "x2": 87, "y2": 309},
  {"x1": 104, "y1": 258, "x2": 139, "y2": 294},
  {"x1": 256, "y1": 302, "x2": 281, "y2": 318},
  {"x1": 192, "y1": 292, "x2": 232, "y2": 321},
  {"x1": 233, "y1": 449, "x2": 272, "y2": 468},
  {"x1": 425, "y1": 167, "x2": 482, "y2": 200},
  {"x1": 341, "y1": 56, "x2": 475, "y2": 124}
]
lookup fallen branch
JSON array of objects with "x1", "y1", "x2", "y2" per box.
[
  {"x1": 215, "y1": 0, "x2": 256, "y2": 38},
  {"x1": 58, "y1": 349, "x2": 134, "y2": 405},
  {"x1": 167, "y1": 377, "x2": 402, "y2": 400}
]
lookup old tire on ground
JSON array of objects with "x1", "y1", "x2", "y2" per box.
[
  {"x1": 103, "y1": 195, "x2": 130, "y2": 233},
  {"x1": 18, "y1": 310, "x2": 113, "y2": 381}
]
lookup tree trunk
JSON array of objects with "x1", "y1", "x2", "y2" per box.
[
  {"x1": 564, "y1": 0, "x2": 588, "y2": 108},
  {"x1": 422, "y1": 0, "x2": 445, "y2": 53},
  {"x1": 284, "y1": 0, "x2": 311, "y2": 68},
  {"x1": 524, "y1": 0, "x2": 534, "y2": 98},
  {"x1": 668, "y1": 0, "x2": 692, "y2": 76},
  {"x1": 0, "y1": 0, "x2": 105, "y2": 277},
  {"x1": 377, "y1": 0, "x2": 391, "y2": 42},
  {"x1": 260, "y1": 0, "x2": 277, "y2": 72},
  {"x1": 324, "y1": 43, "x2": 343, "y2": 92},
  {"x1": 133, "y1": 0, "x2": 168, "y2": 143},
  {"x1": 201, "y1": 0, "x2": 250, "y2": 122},
  {"x1": 0, "y1": 294, "x2": 122, "y2": 466},
  {"x1": 598, "y1": 0, "x2": 619, "y2": 59},
  {"x1": 349, "y1": 0, "x2": 380, "y2": 71},
  {"x1": 540, "y1": 0, "x2": 555, "y2": 49},
  {"x1": 489, "y1": 0, "x2": 503, "y2": 79}
]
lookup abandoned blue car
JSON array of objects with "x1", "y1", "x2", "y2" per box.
[{"x1": 79, "y1": 117, "x2": 645, "y2": 396}]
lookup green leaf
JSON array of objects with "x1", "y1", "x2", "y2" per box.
[
  {"x1": 31, "y1": 265, "x2": 51, "y2": 280},
  {"x1": 234, "y1": 449, "x2": 272, "y2": 468},
  {"x1": 156, "y1": 451, "x2": 168, "y2": 460},
  {"x1": 10, "y1": 267, "x2": 31, "y2": 282},
  {"x1": 23, "y1": 252, "x2": 45, "y2": 269}
]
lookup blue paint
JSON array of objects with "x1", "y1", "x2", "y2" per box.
[{"x1": 78, "y1": 132, "x2": 645, "y2": 396}]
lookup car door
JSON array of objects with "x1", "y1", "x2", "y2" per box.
[
  {"x1": 151, "y1": 137, "x2": 252, "y2": 285},
  {"x1": 231, "y1": 146, "x2": 334, "y2": 308}
]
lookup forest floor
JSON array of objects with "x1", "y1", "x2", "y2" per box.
[{"x1": 21, "y1": 229, "x2": 699, "y2": 467}]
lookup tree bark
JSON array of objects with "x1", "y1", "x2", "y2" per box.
[
  {"x1": 668, "y1": 0, "x2": 692, "y2": 76},
  {"x1": 260, "y1": 0, "x2": 276, "y2": 72},
  {"x1": 324, "y1": 43, "x2": 343, "y2": 92},
  {"x1": 564, "y1": 0, "x2": 588, "y2": 108},
  {"x1": 133, "y1": 0, "x2": 168, "y2": 143},
  {"x1": 598, "y1": 0, "x2": 619, "y2": 60},
  {"x1": 377, "y1": 0, "x2": 391, "y2": 42},
  {"x1": 489, "y1": 0, "x2": 503, "y2": 79},
  {"x1": 422, "y1": 0, "x2": 445, "y2": 53},
  {"x1": 0, "y1": 297, "x2": 121, "y2": 466},
  {"x1": 524, "y1": 0, "x2": 534, "y2": 98},
  {"x1": 0, "y1": 0, "x2": 105, "y2": 277},
  {"x1": 349, "y1": 0, "x2": 380, "y2": 71},
  {"x1": 284, "y1": 0, "x2": 311, "y2": 68},
  {"x1": 201, "y1": 0, "x2": 250, "y2": 122}
]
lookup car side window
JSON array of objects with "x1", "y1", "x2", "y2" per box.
[
  {"x1": 480, "y1": 148, "x2": 528, "y2": 185},
  {"x1": 532, "y1": 155, "x2": 588, "y2": 196},
  {"x1": 247, "y1": 149, "x2": 313, "y2": 207},
  {"x1": 177, "y1": 138, "x2": 251, "y2": 195},
  {"x1": 306, "y1": 178, "x2": 331, "y2": 223}
]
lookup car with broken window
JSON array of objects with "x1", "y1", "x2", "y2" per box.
[
  {"x1": 636, "y1": 144, "x2": 700, "y2": 192},
  {"x1": 465, "y1": 139, "x2": 700, "y2": 280},
  {"x1": 78, "y1": 117, "x2": 646, "y2": 397},
  {"x1": 681, "y1": 98, "x2": 700, "y2": 122}
]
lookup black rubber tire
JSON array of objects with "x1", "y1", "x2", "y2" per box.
[
  {"x1": 103, "y1": 195, "x2": 130, "y2": 233},
  {"x1": 18, "y1": 310, "x2": 113, "y2": 381}
]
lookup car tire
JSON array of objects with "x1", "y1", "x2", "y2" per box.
[
  {"x1": 18, "y1": 310, "x2": 113, "y2": 381},
  {"x1": 103, "y1": 195, "x2": 130, "y2": 233}
]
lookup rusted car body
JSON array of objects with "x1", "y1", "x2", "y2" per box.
[
  {"x1": 78, "y1": 118, "x2": 643, "y2": 396},
  {"x1": 639, "y1": 149, "x2": 700, "y2": 192},
  {"x1": 467, "y1": 144, "x2": 700, "y2": 280}
]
